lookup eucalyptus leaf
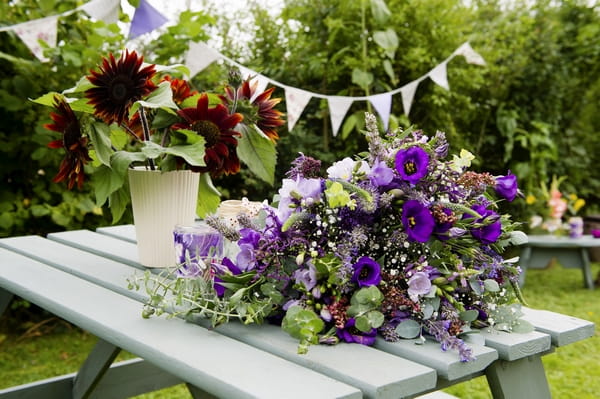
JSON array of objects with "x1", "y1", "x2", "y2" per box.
[
  {"x1": 484, "y1": 279, "x2": 500, "y2": 293},
  {"x1": 395, "y1": 319, "x2": 421, "y2": 339},
  {"x1": 511, "y1": 319, "x2": 535, "y2": 334},
  {"x1": 509, "y1": 230, "x2": 529, "y2": 246},
  {"x1": 369, "y1": 0, "x2": 391, "y2": 24},
  {"x1": 459, "y1": 309, "x2": 480, "y2": 322},
  {"x1": 355, "y1": 315, "x2": 371, "y2": 332}
]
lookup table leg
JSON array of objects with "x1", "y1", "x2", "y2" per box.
[
  {"x1": 72, "y1": 339, "x2": 121, "y2": 399},
  {"x1": 187, "y1": 383, "x2": 219, "y2": 399},
  {"x1": 485, "y1": 355, "x2": 551, "y2": 399},
  {"x1": 0, "y1": 288, "x2": 13, "y2": 316},
  {"x1": 580, "y1": 249, "x2": 594, "y2": 290}
]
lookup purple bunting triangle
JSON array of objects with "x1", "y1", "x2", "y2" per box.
[{"x1": 129, "y1": 0, "x2": 168, "y2": 39}]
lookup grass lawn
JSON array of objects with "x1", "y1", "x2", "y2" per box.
[{"x1": 1, "y1": 262, "x2": 598, "y2": 398}]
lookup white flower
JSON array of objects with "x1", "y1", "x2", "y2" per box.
[{"x1": 327, "y1": 157, "x2": 369, "y2": 181}]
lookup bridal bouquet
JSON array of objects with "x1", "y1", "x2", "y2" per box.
[{"x1": 133, "y1": 113, "x2": 530, "y2": 361}]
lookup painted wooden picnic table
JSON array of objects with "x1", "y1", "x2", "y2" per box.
[
  {"x1": 519, "y1": 234, "x2": 600, "y2": 289},
  {"x1": 0, "y1": 225, "x2": 594, "y2": 399}
]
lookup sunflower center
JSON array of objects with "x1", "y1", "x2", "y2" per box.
[
  {"x1": 192, "y1": 120, "x2": 221, "y2": 146},
  {"x1": 109, "y1": 76, "x2": 134, "y2": 102}
]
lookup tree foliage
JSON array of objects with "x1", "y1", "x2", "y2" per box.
[{"x1": 0, "y1": 0, "x2": 598, "y2": 237}]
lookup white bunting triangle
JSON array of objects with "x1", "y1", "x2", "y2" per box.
[
  {"x1": 185, "y1": 41, "x2": 222, "y2": 77},
  {"x1": 429, "y1": 62, "x2": 449, "y2": 90},
  {"x1": 327, "y1": 96, "x2": 354, "y2": 137},
  {"x1": 400, "y1": 80, "x2": 420, "y2": 116},
  {"x1": 81, "y1": 0, "x2": 120, "y2": 24},
  {"x1": 285, "y1": 87, "x2": 313, "y2": 132},
  {"x1": 369, "y1": 93, "x2": 392, "y2": 130},
  {"x1": 455, "y1": 42, "x2": 486, "y2": 66},
  {"x1": 12, "y1": 16, "x2": 58, "y2": 62}
]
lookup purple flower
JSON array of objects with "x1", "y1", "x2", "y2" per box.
[
  {"x1": 336, "y1": 318, "x2": 377, "y2": 346},
  {"x1": 235, "y1": 228, "x2": 261, "y2": 271},
  {"x1": 173, "y1": 226, "x2": 223, "y2": 265},
  {"x1": 214, "y1": 257, "x2": 241, "y2": 297},
  {"x1": 368, "y1": 159, "x2": 395, "y2": 187},
  {"x1": 294, "y1": 262, "x2": 317, "y2": 291},
  {"x1": 407, "y1": 271, "x2": 432, "y2": 302},
  {"x1": 402, "y1": 200, "x2": 435, "y2": 243},
  {"x1": 465, "y1": 204, "x2": 502, "y2": 244},
  {"x1": 277, "y1": 177, "x2": 323, "y2": 220},
  {"x1": 351, "y1": 256, "x2": 382, "y2": 287},
  {"x1": 495, "y1": 171, "x2": 518, "y2": 202},
  {"x1": 395, "y1": 146, "x2": 429, "y2": 184}
]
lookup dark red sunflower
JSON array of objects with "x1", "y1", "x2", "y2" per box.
[
  {"x1": 172, "y1": 93, "x2": 243, "y2": 177},
  {"x1": 223, "y1": 79, "x2": 285, "y2": 141},
  {"x1": 161, "y1": 75, "x2": 198, "y2": 105},
  {"x1": 85, "y1": 50, "x2": 157, "y2": 125},
  {"x1": 44, "y1": 95, "x2": 92, "y2": 190}
]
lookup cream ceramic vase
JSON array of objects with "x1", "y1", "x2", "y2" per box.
[{"x1": 128, "y1": 167, "x2": 200, "y2": 268}]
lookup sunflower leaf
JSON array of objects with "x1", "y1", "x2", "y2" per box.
[
  {"x1": 236, "y1": 124, "x2": 277, "y2": 185},
  {"x1": 131, "y1": 81, "x2": 178, "y2": 115},
  {"x1": 197, "y1": 173, "x2": 221, "y2": 218},
  {"x1": 87, "y1": 121, "x2": 113, "y2": 167}
]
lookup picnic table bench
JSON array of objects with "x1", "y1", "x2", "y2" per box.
[
  {"x1": 519, "y1": 234, "x2": 600, "y2": 289},
  {"x1": 0, "y1": 225, "x2": 594, "y2": 399}
]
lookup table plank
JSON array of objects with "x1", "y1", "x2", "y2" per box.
[
  {"x1": 3, "y1": 235, "x2": 439, "y2": 398},
  {"x1": 521, "y1": 307, "x2": 595, "y2": 347},
  {"x1": 0, "y1": 247, "x2": 361, "y2": 399}
]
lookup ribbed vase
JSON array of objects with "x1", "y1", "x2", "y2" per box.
[{"x1": 128, "y1": 167, "x2": 200, "y2": 268}]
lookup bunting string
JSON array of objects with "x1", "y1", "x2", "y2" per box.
[{"x1": 1, "y1": 0, "x2": 486, "y2": 135}]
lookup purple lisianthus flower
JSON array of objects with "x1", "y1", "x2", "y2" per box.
[
  {"x1": 277, "y1": 177, "x2": 323, "y2": 220},
  {"x1": 402, "y1": 200, "x2": 435, "y2": 243},
  {"x1": 235, "y1": 228, "x2": 261, "y2": 271},
  {"x1": 407, "y1": 271, "x2": 432, "y2": 302},
  {"x1": 465, "y1": 204, "x2": 502, "y2": 244},
  {"x1": 368, "y1": 159, "x2": 395, "y2": 187},
  {"x1": 214, "y1": 257, "x2": 241, "y2": 297},
  {"x1": 433, "y1": 207, "x2": 454, "y2": 240},
  {"x1": 294, "y1": 262, "x2": 318, "y2": 291},
  {"x1": 495, "y1": 171, "x2": 518, "y2": 202},
  {"x1": 336, "y1": 318, "x2": 377, "y2": 345},
  {"x1": 351, "y1": 256, "x2": 382, "y2": 287},
  {"x1": 395, "y1": 146, "x2": 430, "y2": 184}
]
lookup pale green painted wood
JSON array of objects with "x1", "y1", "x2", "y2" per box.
[
  {"x1": 521, "y1": 307, "x2": 595, "y2": 347},
  {"x1": 485, "y1": 355, "x2": 551, "y2": 399},
  {"x1": 0, "y1": 358, "x2": 182, "y2": 399},
  {"x1": 479, "y1": 329, "x2": 551, "y2": 361},
  {"x1": 72, "y1": 339, "x2": 120, "y2": 399},
  {"x1": 2, "y1": 235, "x2": 438, "y2": 399},
  {"x1": 0, "y1": 248, "x2": 361, "y2": 399},
  {"x1": 520, "y1": 234, "x2": 599, "y2": 289},
  {"x1": 96, "y1": 225, "x2": 137, "y2": 243},
  {"x1": 374, "y1": 337, "x2": 497, "y2": 381}
]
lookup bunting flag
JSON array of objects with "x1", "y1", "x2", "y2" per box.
[
  {"x1": 428, "y1": 61, "x2": 450, "y2": 90},
  {"x1": 12, "y1": 16, "x2": 58, "y2": 62},
  {"x1": 285, "y1": 88, "x2": 313, "y2": 132},
  {"x1": 81, "y1": 0, "x2": 120, "y2": 24},
  {"x1": 455, "y1": 42, "x2": 486, "y2": 66},
  {"x1": 400, "y1": 80, "x2": 420, "y2": 116},
  {"x1": 185, "y1": 41, "x2": 222, "y2": 77},
  {"x1": 327, "y1": 96, "x2": 354, "y2": 137},
  {"x1": 369, "y1": 93, "x2": 392, "y2": 130},
  {"x1": 129, "y1": 0, "x2": 168, "y2": 39}
]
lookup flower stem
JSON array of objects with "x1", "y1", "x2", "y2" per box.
[{"x1": 138, "y1": 107, "x2": 155, "y2": 170}]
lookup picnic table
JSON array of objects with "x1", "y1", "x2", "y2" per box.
[
  {"x1": 519, "y1": 234, "x2": 600, "y2": 289},
  {"x1": 0, "y1": 225, "x2": 594, "y2": 399}
]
